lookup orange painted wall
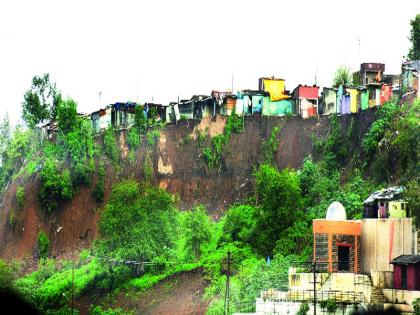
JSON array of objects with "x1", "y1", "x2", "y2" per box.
[{"x1": 313, "y1": 220, "x2": 362, "y2": 235}]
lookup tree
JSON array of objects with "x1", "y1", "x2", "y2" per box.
[
  {"x1": 98, "y1": 180, "x2": 177, "y2": 261},
  {"x1": 0, "y1": 114, "x2": 10, "y2": 166},
  {"x1": 408, "y1": 14, "x2": 420, "y2": 61},
  {"x1": 333, "y1": 66, "x2": 352, "y2": 87},
  {"x1": 182, "y1": 205, "x2": 212, "y2": 260},
  {"x1": 22, "y1": 73, "x2": 61, "y2": 128},
  {"x1": 56, "y1": 98, "x2": 77, "y2": 134},
  {"x1": 252, "y1": 165, "x2": 304, "y2": 255},
  {"x1": 134, "y1": 106, "x2": 147, "y2": 134},
  {"x1": 405, "y1": 180, "x2": 420, "y2": 229},
  {"x1": 221, "y1": 205, "x2": 256, "y2": 245}
]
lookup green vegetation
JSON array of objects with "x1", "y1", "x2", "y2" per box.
[
  {"x1": 408, "y1": 14, "x2": 420, "y2": 60},
  {"x1": 93, "y1": 162, "x2": 105, "y2": 203},
  {"x1": 362, "y1": 102, "x2": 399, "y2": 162},
  {"x1": 8, "y1": 211, "x2": 17, "y2": 228},
  {"x1": 181, "y1": 206, "x2": 212, "y2": 260},
  {"x1": 297, "y1": 302, "x2": 310, "y2": 315},
  {"x1": 333, "y1": 66, "x2": 352, "y2": 87},
  {"x1": 3, "y1": 67, "x2": 419, "y2": 314},
  {"x1": 0, "y1": 126, "x2": 33, "y2": 190},
  {"x1": 253, "y1": 165, "x2": 303, "y2": 255},
  {"x1": 261, "y1": 126, "x2": 280, "y2": 164},
  {"x1": 134, "y1": 106, "x2": 147, "y2": 134},
  {"x1": 39, "y1": 158, "x2": 73, "y2": 213},
  {"x1": 38, "y1": 231, "x2": 50, "y2": 260},
  {"x1": 16, "y1": 186, "x2": 25, "y2": 210},
  {"x1": 91, "y1": 306, "x2": 130, "y2": 315},
  {"x1": 202, "y1": 113, "x2": 244, "y2": 169},
  {"x1": 405, "y1": 180, "x2": 420, "y2": 229},
  {"x1": 126, "y1": 127, "x2": 140, "y2": 150},
  {"x1": 362, "y1": 100, "x2": 419, "y2": 182},
  {"x1": 320, "y1": 299, "x2": 338, "y2": 313},
  {"x1": 22, "y1": 73, "x2": 61, "y2": 128},
  {"x1": 0, "y1": 259, "x2": 18, "y2": 290},
  {"x1": 56, "y1": 98, "x2": 78, "y2": 134},
  {"x1": 97, "y1": 180, "x2": 177, "y2": 261},
  {"x1": 414, "y1": 297, "x2": 420, "y2": 315},
  {"x1": 104, "y1": 126, "x2": 119, "y2": 162}
]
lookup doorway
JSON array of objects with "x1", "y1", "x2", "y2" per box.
[
  {"x1": 401, "y1": 265, "x2": 407, "y2": 289},
  {"x1": 338, "y1": 246, "x2": 350, "y2": 271}
]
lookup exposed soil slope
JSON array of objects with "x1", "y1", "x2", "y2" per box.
[{"x1": 0, "y1": 111, "x2": 376, "y2": 260}]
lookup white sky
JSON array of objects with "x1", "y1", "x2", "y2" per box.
[{"x1": 1, "y1": 0, "x2": 419, "y2": 126}]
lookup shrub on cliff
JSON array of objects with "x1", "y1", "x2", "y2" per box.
[{"x1": 39, "y1": 158, "x2": 73, "y2": 213}]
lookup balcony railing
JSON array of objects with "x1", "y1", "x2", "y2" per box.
[{"x1": 261, "y1": 289, "x2": 368, "y2": 305}]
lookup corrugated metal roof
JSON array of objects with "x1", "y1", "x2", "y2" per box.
[
  {"x1": 390, "y1": 255, "x2": 420, "y2": 265},
  {"x1": 363, "y1": 186, "x2": 404, "y2": 205}
]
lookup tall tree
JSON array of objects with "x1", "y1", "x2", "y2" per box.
[
  {"x1": 0, "y1": 114, "x2": 10, "y2": 166},
  {"x1": 408, "y1": 14, "x2": 420, "y2": 61},
  {"x1": 182, "y1": 206, "x2": 212, "y2": 260},
  {"x1": 98, "y1": 181, "x2": 177, "y2": 261},
  {"x1": 56, "y1": 98, "x2": 78, "y2": 134},
  {"x1": 22, "y1": 74, "x2": 61, "y2": 128},
  {"x1": 252, "y1": 165, "x2": 304, "y2": 256}
]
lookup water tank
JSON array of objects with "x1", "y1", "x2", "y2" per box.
[{"x1": 326, "y1": 202, "x2": 347, "y2": 220}]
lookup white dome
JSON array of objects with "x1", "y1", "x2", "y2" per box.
[{"x1": 326, "y1": 202, "x2": 347, "y2": 220}]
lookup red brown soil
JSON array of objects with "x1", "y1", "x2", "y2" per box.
[
  {"x1": 0, "y1": 111, "x2": 377, "y2": 261},
  {"x1": 75, "y1": 269, "x2": 209, "y2": 315}
]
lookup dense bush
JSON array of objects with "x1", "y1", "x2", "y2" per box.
[
  {"x1": 220, "y1": 205, "x2": 256, "y2": 245},
  {"x1": 181, "y1": 206, "x2": 212, "y2": 260},
  {"x1": 56, "y1": 98, "x2": 78, "y2": 134},
  {"x1": 92, "y1": 163, "x2": 105, "y2": 203},
  {"x1": 91, "y1": 306, "x2": 129, "y2": 315},
  {"x1": 253, "y1": 165, "x2": 303, "y2": 255},
  {"x1": 261, "y1": 126, "x2": 280, "y2": 164},
  {"x1": 37, "y1": 231, "x2": 50, "y2": 260},
  {"x1": 134, "y1": 106, "x2": 147, "y2": 134},
  {"x1": 126, "y1": 127, "x2": 140, "y2": 150},
  {"x1": 61, "y1": 118, "x2": 96, "y2": 186},
  {"x1": 97, "y1": 180, "x2": 177, "y2": 261},
  {"x1": 14, "y1": 259, "x2": 107, "y2": 311},
  {"x1": 103, "y1": 127, "x2": 119, "y2": 162},
  {"x1": 39, "y1": 158, "x2": 73, "y2": 213},
  {"x1": 16, "y1": 186, "x2": 25, "y2": 210},
  {"x1": 0, "y1": 259, "x2": 19, "y2": 289},
  {"x1": 0, "y1": 127, "x2": 32, "y2": 190},
  {"x1": 363, "y1": 102, "x2": 399, "y2": 161}
]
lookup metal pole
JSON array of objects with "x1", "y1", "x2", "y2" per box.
[
  {"x1": 313, "y1": 261, "x2": 316, "y2": 315},
  {"x1": 71, "y1": 261, "x2": 74, "y2": 315},
  {"x1": 224, "y1": 251, "x2": 231, "y2": 315}
]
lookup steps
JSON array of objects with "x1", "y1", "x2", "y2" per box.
[{"x1": 370, "y1": 286, "x2": 386, "y2": 304}]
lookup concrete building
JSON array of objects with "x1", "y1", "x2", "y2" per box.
[
  {"x1": 321, "y1": 87, "x2": 337, "y2": 115},
  {"x1": 401, "y1": 60, "x2": 420, "y2": 101},
  {"x1": 293, "y1": 85, "x2": 319, "y2": 118},
  {"x1": 259, "y1": 77, "x2": 289, "y2": 102},
  {"x1": 253, "y1": 196, "x2": 420, "y2": 314},
  {"x1": 360, "y1": 63, "x2": 385, "y2": 87}
]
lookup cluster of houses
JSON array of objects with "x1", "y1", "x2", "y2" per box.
[
  {"x1": 38, "y1": 61, "x2": 420, "y2": 137},
  {"x1": 249, "y1": 187, "x2": 420, "y2": 315}
]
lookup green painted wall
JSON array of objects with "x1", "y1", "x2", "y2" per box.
[{"x1": 262, "y1": 98, "x2": 295, "y2": 116}]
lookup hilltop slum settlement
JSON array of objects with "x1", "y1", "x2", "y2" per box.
[
  {"x1": 32, "y1": 60, "x2": 420, "y2": 314},
  {"x1": 252, "y1": 188, "x2": 420, "y2": 315},
  {"x1": 39, "y1": 61, "x2": 420, "y2": 137}
]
